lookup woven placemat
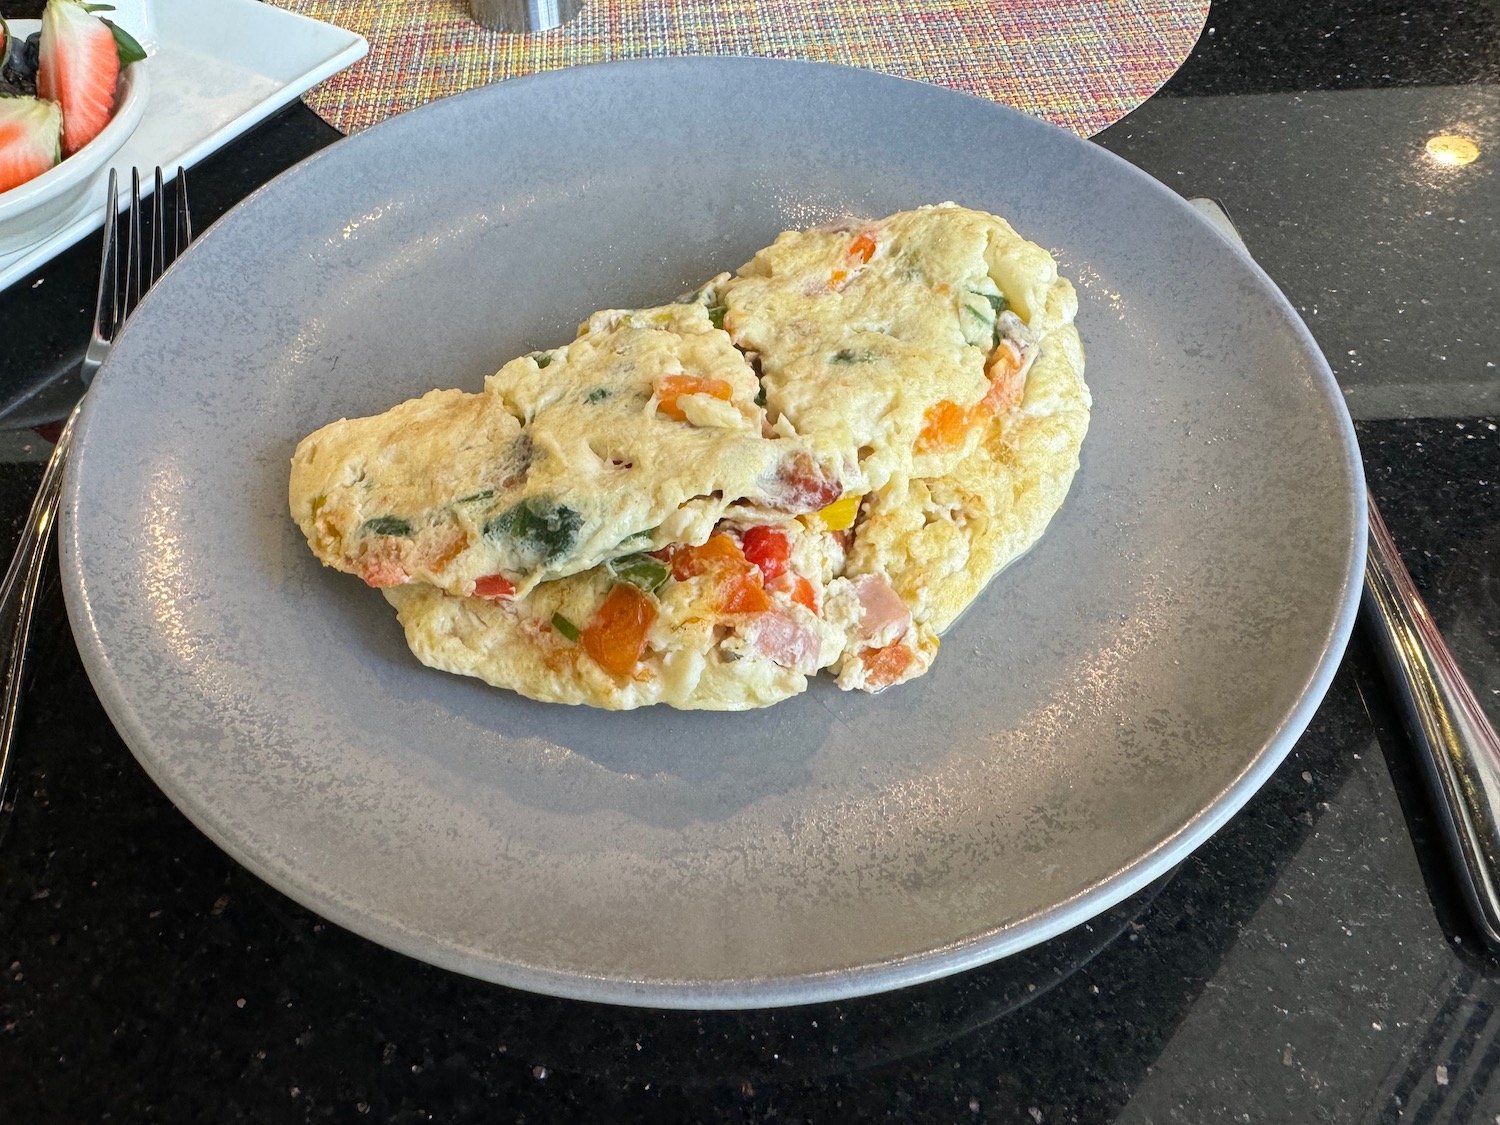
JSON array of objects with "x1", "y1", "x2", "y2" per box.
[{"x1": 265, "y1": 0, "x2": 1206, "y2": 137}]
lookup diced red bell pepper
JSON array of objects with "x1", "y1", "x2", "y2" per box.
[
  {"x1": 741, "y1": 526, "x2": 791, "y2": 581},
  {"x1": 472, "y1": 573, "x2": 516, "y2": 600}
]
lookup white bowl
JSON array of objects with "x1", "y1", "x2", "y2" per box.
[{"x1": 0, "y1": 23, "x2": 149, "y2": 256}]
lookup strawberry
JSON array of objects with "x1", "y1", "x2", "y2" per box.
[
  {"x1": 0, "y1": 95, "x2": 62, "y2": 192},
  {"x1": 36, "y1": 0, "x2": 127, "y2": 156}
]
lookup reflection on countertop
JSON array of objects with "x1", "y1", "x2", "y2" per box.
[
  {"x1": 1095, "y1": 83, "x2": 1499, "y2": 420},
  {"x1": 1, "y1": 0, "x2": 1499, "y2": 1117}
]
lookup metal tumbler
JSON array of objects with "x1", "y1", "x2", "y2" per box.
[{"x1": 467, "y1": 0, "x2": 584, "y2": 33}]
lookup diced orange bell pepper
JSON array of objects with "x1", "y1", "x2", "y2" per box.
[
  {"x1": 917, "y1": 399, "x2": 973, "y2": 453},
  {"x1": 720, "y1": 574, "x2": 772, "y2": 615},
  {"x1": 849, "y1": 231, "x2": 877, "y2": 263},
  {"x1": 789, "y1": 575, "x2": 819, "y2": 613},
  {"x1": 670, "y1": 533, "x2": 744, "y2": 581},
  {"x1": 862, "y1": 642, "x2": 914, "y2": 688},
  {"x1": 768, "y1": 572, "x2": 820, "y2": 614},
  {"x1": 655, "y1": 374, "x2": 735, "y2": 422},
  {"x1": 978, "y1": 377, "x2": 1022, "y2": 416},
  {"x1": 669, "y1": 533, "x2": 774, "y2": 615},
  {"x1": 581, "y1": 583, "x2": 657, "y2": 677},
  {"x1": 427, "y1": 531, "x2": 470, "y2": 573},
  {"x1": 918, "y1": 342, "x2": 1030, "y2": 454},
  {"x1": 980, "y1": 339, "x2": 1027, "y2": 415}
]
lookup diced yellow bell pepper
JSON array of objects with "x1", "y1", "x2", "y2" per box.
[{"x1": 813, "y1": 493, "x2": 862, "y2": 531}]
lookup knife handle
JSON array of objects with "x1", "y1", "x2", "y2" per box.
[{"x1": 1362, "y1": 494, "x2": 1500, "y2": 946}]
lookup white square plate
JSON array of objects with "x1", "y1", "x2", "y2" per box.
[{"x1": 0, "y1": 0, "x2": 366, "y2": 293}]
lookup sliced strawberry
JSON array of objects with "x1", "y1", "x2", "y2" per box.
[
  {"x1": 37, "y1": 0, "x2": 120, "y2": 156},
  {"x1": 0, "y1": 96, "x2": 61, "y2": 192}
]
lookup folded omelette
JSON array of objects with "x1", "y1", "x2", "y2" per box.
[{"x1": 289, "y1": 204, "x2": 1091, "y2": 709}]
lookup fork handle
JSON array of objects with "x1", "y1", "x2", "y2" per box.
[
  {"x1": 1362, "y1": 494, "x2": 1500, "y2": 945},
  {"x1": 0, "y1": 401, "x2": 81, "y2": 822}
]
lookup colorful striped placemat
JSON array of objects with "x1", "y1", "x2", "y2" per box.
[{"x1": 264, "y1": 0, "x2": 1207, "y2": 137}]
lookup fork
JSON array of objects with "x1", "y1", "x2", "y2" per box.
[{"x1": 0, "y1": 167, "x2": 192, "y2": 832}]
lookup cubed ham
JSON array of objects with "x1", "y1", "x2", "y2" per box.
[
  {"x1": 744, "y1": 611, "x2": 822, "y2": 675},
  {"x1": 765, "y1": 452, "x2": 842, "y2": 513},
  {"x1": 852, "y1": 574, "x2": 911, "y2": 644}
]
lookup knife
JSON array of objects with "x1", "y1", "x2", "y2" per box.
[{"x1": 1189, "y1": 196, "x2": 1500, "y2": 947}]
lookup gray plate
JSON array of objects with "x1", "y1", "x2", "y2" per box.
[{"x1": 60, "y1": 58, "x2": 1365, "y2": 1009}]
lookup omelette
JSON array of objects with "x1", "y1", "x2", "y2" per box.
[
  {"x1": 290, "y1": 298, "x2": 848, "y2": 602},
  {"x1": 289, "y1": 204, "x2": 1090, "y2": 709}
]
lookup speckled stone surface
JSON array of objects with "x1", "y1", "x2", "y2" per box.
[{"x1": 1, "y1": 0, "x2": 1498, "y2": 1119}]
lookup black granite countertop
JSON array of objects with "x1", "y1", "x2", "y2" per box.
[{"x1": 1, "y1": 1, "x2": 1497, "y2": 1120}]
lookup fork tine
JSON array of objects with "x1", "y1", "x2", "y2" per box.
[
  {"x1": 151, "y1": 166, "x2": 165, "y2": 283},
  {"x1": 79, "y1": 169, "x2": 122, "y2": 387},
  {"x1": 175, "y1": 166, "x2": 192, "y2": 251},
  {"x1": 93, "y1": 169, "x2": 120, "y2": 342},
  {"x1": 83, "y1": 166, "x2": 193, "y2": 388},
  {"x1": 125, "y1": 167, "x2": 142, "y2": 313}
]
